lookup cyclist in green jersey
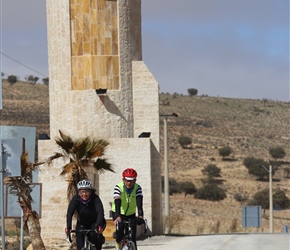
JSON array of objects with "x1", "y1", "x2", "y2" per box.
[{"x1": 112, "y1": 168, "x2": 144, "y2": 250}]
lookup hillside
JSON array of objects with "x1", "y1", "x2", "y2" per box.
[
  {"x1": 159, "y1": 94, "x2": 290, "y2": 234},
  {"x1": 1, "y1": 80, "x2": 289, "y2": 234},
  {"x1": 0, "y1": 80, "x2": 49, "y2": 137}
]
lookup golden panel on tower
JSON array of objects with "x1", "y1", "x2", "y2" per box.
[{"x1": 70, "y1": 0, "x2": 119, "y2": 90}]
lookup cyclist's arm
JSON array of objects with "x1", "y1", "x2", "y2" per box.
[
  {"x1": 113, "y1": 184, "x2": 122, "y2": 220},
  {"x1": 114, "y1": 198, "x2": 121, "y2": 217},
  {"x1": 94, "y1": 195, "x2": 106, "y2": 228},
  {"x1": 66, "y1": 195, "x2": 78, "y2": 229},
  {"x1": 114, "y1": 198, "x2": 122, "y2": 225},
  {"x1": 136, "y1": 185, "x2": 144, "y2": 217},
  {"x1": 136, "y1": 196, "x2": 143, "y2": 217}
]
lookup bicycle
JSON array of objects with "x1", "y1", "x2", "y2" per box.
[
  {"x1": 116, "y1": 218, "x2": 147, "y2": 250},
  {"x1": 67, "y1": 229, "x2": 101, "y2": 250}
]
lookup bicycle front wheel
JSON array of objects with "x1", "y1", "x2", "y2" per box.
[{"x1": 121, "y1": 241, "x2": 136, "y2": 250}]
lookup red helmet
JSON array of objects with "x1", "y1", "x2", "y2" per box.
[{"x1": 122, "y1": 168, "x2": 137, "y2": 180}]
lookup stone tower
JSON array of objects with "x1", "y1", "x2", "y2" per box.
[{"x1": 38, "y1": 0, "x2": 162, "y2": 241}]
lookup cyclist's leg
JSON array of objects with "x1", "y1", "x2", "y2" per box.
[
  {"x1": 92, "y1": 217, "x2": 106, "y2": 250},
  {"x1": 76, "y1": 223, "x2": 85, "y2": 250},
  {"x1": 89, "y1": 230, "x2": 105, "y2": 250},
  {"x1": 131, "y1": 220, "x2": 137, "y2": 250}
]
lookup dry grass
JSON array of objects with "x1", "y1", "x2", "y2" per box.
[
  {"x1": 1, "y1": 81, "x2": 290, "y2": 235},
  {"x1": 0, "y1": 80, "x2": 49, "y2": 136},
  {"x1": 160, "y1": 93, "x2": 290, "y2": 234}
]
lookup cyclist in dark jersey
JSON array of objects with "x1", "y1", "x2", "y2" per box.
[
  {"x1": 65, "y1": 179, "x2": 106, "y2": 250},
  {"x1": 112, "y1": 168, "x2": 144, "y2": 250}
]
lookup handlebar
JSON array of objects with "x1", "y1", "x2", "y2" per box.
[
  {"x1": 115, "y1": 218, "x2": 148, "y2": 234},
  {"x1": 66, "y1": 229, "x2": 97, "y2": 243}
]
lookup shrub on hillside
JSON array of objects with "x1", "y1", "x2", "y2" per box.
[
  {"x1": 179, "y1": 181, "x2": 197, "y2": 197},
  {"x1": 273, "y1": 189, "x2": 290, "y2": 209},
  {"x1": 233, "y1": 192, "x2": 249, "y2": 204},
  {"x1": 201, "y1": 164, "x2": 221, "y2": 178},
  {"x1": 194, "y1": 184, "x2": 226, "y2": 201},
  {"x1": 218, "y1": 146, "x2": 232, "y2": 160},
  {"x1": 269, "y1": 146, "x2": 286, "y2": 161},
  {"x1": 161, "y1": 177, "x2": 182, "y2": 195},
  {"x1": 7, "y1": 75, "x2": 18, "y2": 85},
  {"x1": 187, "y1": 88, "x2": 198, "y2": 96},
  {"x1": 161, "y1": 177, "x2": 197, "y2": 196},
  {"x1": 248, "y1": 189, "x2": 290, "y2": 211},
  {"x1": 243, "y1": 157, "x2": 274, "y2": 180},
  {"x1": 42, "y1": 77, "x2": 49, "y2": 85},
  {"x1": 178, "y1": 135, "x2": 192, "y2": 149}
]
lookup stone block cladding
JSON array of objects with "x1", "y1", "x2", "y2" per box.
[{"x1": 70, "y1": 0, "x2": 120, "y2": 90}]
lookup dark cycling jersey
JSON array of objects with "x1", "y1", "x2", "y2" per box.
[{"x1": 66, "y1": 192, "x2": 105, "y2": 229}]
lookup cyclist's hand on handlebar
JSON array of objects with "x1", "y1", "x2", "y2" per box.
[
  {"x1": 114, "y1": 216, "x2": 122, "y2": 226},
  {"x1": 65, "y1": 227, "x2": 71, "y2": 236},
  {"x1": 95, "y1": 225, "x2": 104, "y2": 234},
  {"x1": 136, "y1": 216, "x2": 144, "y2": 225}
]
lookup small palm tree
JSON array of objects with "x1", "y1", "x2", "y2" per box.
[
  {"x1": 47, "y1": 130, "x2": 114, "y2": 200},
  {"x1": 4, "y1": 130, "x2": 113, "y2": 249},
  {"x1": 5, "y1": 152, "x2": 46, "y2": 249}
]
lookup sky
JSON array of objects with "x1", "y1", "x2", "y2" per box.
[{"x1": 0, "y1": 0, "x2": 289, "y2": 101}]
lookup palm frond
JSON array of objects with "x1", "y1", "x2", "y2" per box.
[
  {"x1": 60, "y1": 162, "x2": 76, "y2": 176},
  {"x1": 21, "y1": 152, "x2": 33, "y2": 178},
  {"x1": 46, "y1": 152, "x2": 65, "y2": 166},
  {"x1": 55, "y1": 130, "x2": 74, "y2": 153},
  {"x1": 47, "y1": 131, "x2": 113, "y2": 199},
  {"x1": 93, "y1": 158, "x2": 114, "y2": 173},
  {"x1": 72, "y1": 137, "x2": 90, "y2": 160},
  {"x1": 86, "y1": 139, "x2": 109, "y2": 159},
  {"x1": 21, "y1": 152, "x2": 42, "y2": 182}
]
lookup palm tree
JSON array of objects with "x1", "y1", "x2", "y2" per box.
[
  {"x1": 47, "y1": 130, "x2": 114, "y2": 250},
  {"x1": 47, "y1": 130, "x2": 114, "y2": 200},
  {"x1": 5, "y1": 152, "x2": 46, "y2": 249},
  {"x1": 4, "y1": 130, "x2": 114, "y2": 249}
]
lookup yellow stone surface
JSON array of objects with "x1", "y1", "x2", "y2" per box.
[
  {"x1": 70, "y1": 0, "x2": 119, "y2": 90},
  {"x1": 103, "y1": 220, "x2": 115, "y2": 242}
]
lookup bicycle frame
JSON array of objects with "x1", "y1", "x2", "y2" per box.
[
  {"x1": 68, "y1": 229, "x2": 96, "y2": 250},
  {"x1": 116, "y1": 218, "x2": 147, "y2": 250}
]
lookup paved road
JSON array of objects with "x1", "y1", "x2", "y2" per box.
[{"x1": 103, "y1": 233, "x2": 290, "y2": 250}]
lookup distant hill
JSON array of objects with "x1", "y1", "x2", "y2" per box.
[
  {"x1": 0, "y1": 79, "x2": 49, "y2": 137},
  {"x1": 1, "y1": 80, "x2": 290, "y2": 233}
]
